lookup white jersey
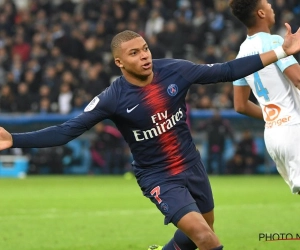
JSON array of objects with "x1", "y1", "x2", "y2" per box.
[{"x1": 233, "y1": 32, "x2": 300, "y2": 129}]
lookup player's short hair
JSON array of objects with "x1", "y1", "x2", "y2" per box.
[
  {"x1": 229, "y1": 0, "x2": 261, "y2": 28},
  {"x1": 111, "y1": 30, "x2": 141, "y2": 57}
]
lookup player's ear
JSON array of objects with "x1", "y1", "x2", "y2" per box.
[
  {"x1": 115, "y1": 58, "x2": 123, "y2": 68},
  {"x1": 257, "y1": 9, "x2": 265, "y2": 19}
]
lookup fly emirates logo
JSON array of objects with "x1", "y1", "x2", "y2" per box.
[{"x1": 133, "y1": 108, "x2": 183, "y2": 141}]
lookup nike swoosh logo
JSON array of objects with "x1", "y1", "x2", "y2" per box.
[{"x1": 127, "y1": 104, "x2": 139, "y2": 113}]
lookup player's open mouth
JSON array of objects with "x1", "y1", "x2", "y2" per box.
[{"x1": 142, "y1": 62, "x2": 151, "y2": 69}]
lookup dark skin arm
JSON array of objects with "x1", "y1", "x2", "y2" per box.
[
  {"x1": 284, "y1": 63, "x2": 300, "y2": 89},
  {"x1": 234, "y1": 59, "x2": 300, "y2": 119},
  {"x1": 234, "y1": 86, "x2": 264, "y2": 120}
]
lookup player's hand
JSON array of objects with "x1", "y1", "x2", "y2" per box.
[
  {"x1": 282, "y1": 23, "x2": 300, "y2": 56},
  {"x1": 0, "y1": 127, "x2": 13, "y2": 150}
]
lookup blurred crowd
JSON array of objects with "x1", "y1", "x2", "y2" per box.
[{"x1": 0, "y1": 0, "x2": 299, "y2": 114}]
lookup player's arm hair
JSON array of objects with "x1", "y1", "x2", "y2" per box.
[{"x1": 233, "y1": 85, "x2": 263, "y2": 120}]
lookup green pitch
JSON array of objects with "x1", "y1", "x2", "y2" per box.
[{"x1": 0, "y1": 175, "x2": 299, "y2": 250}]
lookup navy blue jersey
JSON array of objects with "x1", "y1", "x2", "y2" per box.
[{"x1": 12, "y1": 56, "x2": 264, "y2": 179}]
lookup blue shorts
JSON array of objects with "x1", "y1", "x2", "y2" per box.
[{"x1": 140, "y1": 161, "x2": 214, "y2": 225}]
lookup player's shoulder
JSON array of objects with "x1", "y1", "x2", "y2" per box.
[
  {"x1": 110, "y1": 76, "x2": 124, "y2": 88},
  {"x1": 84, "y1": 79, "x2": 122, "y2": 114},
  {"x1": 239, "y1": 32, "x2": 283, "y2": 54},
  {"x1": 153, "y1": 58, "x2": 193, "y2": 66},
  {"x1": 269, "y1": 33, "x2": 283, "y2": 40},
  {"x1": 97, "y1": 77, "x2": 124, "y2": 102},
  {"x1": 242, "y1": 32, "x2": 280, "y2": 44},
  {"x1": 269, "y1": 34, "x2": 284, "y2": 47},
  {"x1": 108, "y1": 76, "x2": 127, "y2": 93},
  {"x1": 256, "y1": 32, "x2": 283, "y2": 44},
  {"x1": 153, "y1": 58, "x2": 195, "y2": 71}
]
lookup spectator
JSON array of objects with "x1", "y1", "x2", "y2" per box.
[
  {"x1": 38, "y1": 97, "x2": 53, "y2": 114},
  {"x1": 47, "y1": 46, "x2": 65, "y2": 66},
  {"x1": 15, "y1": 82, "x2": 34, "y2": 112},
  {"x1": 174, "y1": 0, "x2": 193, "y2": 23},
  {"x1": 0, "y1": 45, "x2": 10, "y2": 72},
  {"x1": 157, "y1": 20, "x2": 186, "y2": 58},
  {"x1": 226, "y1": 152, "x2": 244, "y2": 174},
  {"x1": 234, "y1": 130, "x2": 264, "y2": 174},
  {"x1": 42, "y1": 65, "x2": 60, "y2": 97},
  {"x1": 206, "y1": 0, "x2": 227, "y2": 44},
  {"x1": 84, "y1": 64, "x2": 110, "y2": 100},
  {"x1": 10, "y1": 53, "x2": 23, "y2": 87},
  {"x1": 146, "y1": 35, "x2": 166, "y2": 59},
  {"x1": 83, "y1": 35, "x2": 103, "y2": 63},
  {"x1": 30, "y1": 145, "x2": 72, "y2": 174},
  {"x1": 0, "y1": 0, "x2": 295, "y2": 116},
  {"x1": 190, "y1": 5, "x2": 208, "y2": 50},
  {"x1": 202, "y1": 45, "x2": 222, "y2": 64},
  {"x1": 195, "y1": 95, "x2": 213, "y2": 109},
  {"x1": 32, "y1": 84, "x2": 56, "y2": 111},
  {"x1": 197, "y1": 108, "x2": 235, "y2": 174},
  {"x1": 212, "y1": 92, "x2": 233, "y2": 109},
  {"x1": 57, "y1": 83, "x2": 73, "y2": 114},
  {"x1": 145, "y1": 9, "x2": 164, "y2": 39},
  {"x1": 11, "y1": 34, "x2": 31, "y2": 62},
  {"x1": 22, "y1": 69, "x2": 40, "y2": 94},
  {"x1": 0, "y1": 84, "x2": 15, "y2": 112},
  {"x1": 60, "y1": 70, "x2": 79, "y2": 91},
  {"x1": 90, "y1": 122, "x2": 127, "y2": 174}
]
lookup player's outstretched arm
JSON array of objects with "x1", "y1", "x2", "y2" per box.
[
  {"x1": 0, "y1": 127, "x2": 13, "y2": 150},
  {"x1": 260, "y1": 23, "x2": 300, "y2": 66}
]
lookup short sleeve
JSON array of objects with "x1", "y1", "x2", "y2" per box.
[
  {"x1": 270, "y1": 35, "x2": 298, "y2": 72},
  {"x1": 233, "y1": 77, "x2": 248, "y2": 86}
]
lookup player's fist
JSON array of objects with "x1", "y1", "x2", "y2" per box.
[{"x1": 0, "y1": 127, "x2": 13, "y2": 150}]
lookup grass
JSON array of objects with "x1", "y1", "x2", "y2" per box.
[{"x1": 0, "y1": 174, "x2": 299, "y2": 250}]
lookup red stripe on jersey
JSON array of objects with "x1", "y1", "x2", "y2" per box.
[
  {"x1": 173, "y1": 242, "x2": 182, "y2": 250},
  {"x1": 142, "y1": 83, "x2": 185, "y2": 175}
]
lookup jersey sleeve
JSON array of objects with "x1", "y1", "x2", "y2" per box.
[
  {"x1": 12, "y1": 86, "x2": 119, "y2": 148},
  {"x1": 174, "y1": 57, "x2": 263, "y2": 85},
  {"x1": 232, "y1": 49, "x2": 248, "y2": 86},
  {"x1": 270, "y1": 35, "x2": 298, "y2": 72},
  {"x1": 82, "y1": 86, "x2": 119, "y2": 127},
  {"x1": 233, "y1": 77, "x2": 248, "y2": 86}
]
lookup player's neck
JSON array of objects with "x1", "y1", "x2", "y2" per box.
[
  {"x1": 247, "y1": 24, "x2": 271, "y2": 36},
  {"x1": 123, "y1": 72, "x2": 154, "y2": 87}
]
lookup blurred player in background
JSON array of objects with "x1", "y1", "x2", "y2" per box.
[
  {"x1": 1, "y1": 26, "x2": 300, "y2": 250},
  {"x1": 230, "y1": 0, "x2": 300, "y2": 194}
]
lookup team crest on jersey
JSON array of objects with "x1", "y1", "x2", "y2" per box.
[
  {"x1": 167, "y1": 84, "x2": 178, "y2": 96},
  {"x1": 161, "y1": 202, "x2": 169, "y2": 213},
  {"x1": 84, "y1": 96, "x2": 100, "y2": 112}
]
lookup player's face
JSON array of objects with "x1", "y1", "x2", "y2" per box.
[
  {"x1": 115, "y1": 37, "x2": 153, "y2": 83},
  {"x1": 261, "y1": 0, "x2": 275, "y2": 27}
]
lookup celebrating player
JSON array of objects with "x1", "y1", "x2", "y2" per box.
[
  {"x1": 229, "y1": 0, "x2": 300, "y2": 194},
  {"x1": 1, "y1": 24, "x2": 300, "y2": 250}
]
